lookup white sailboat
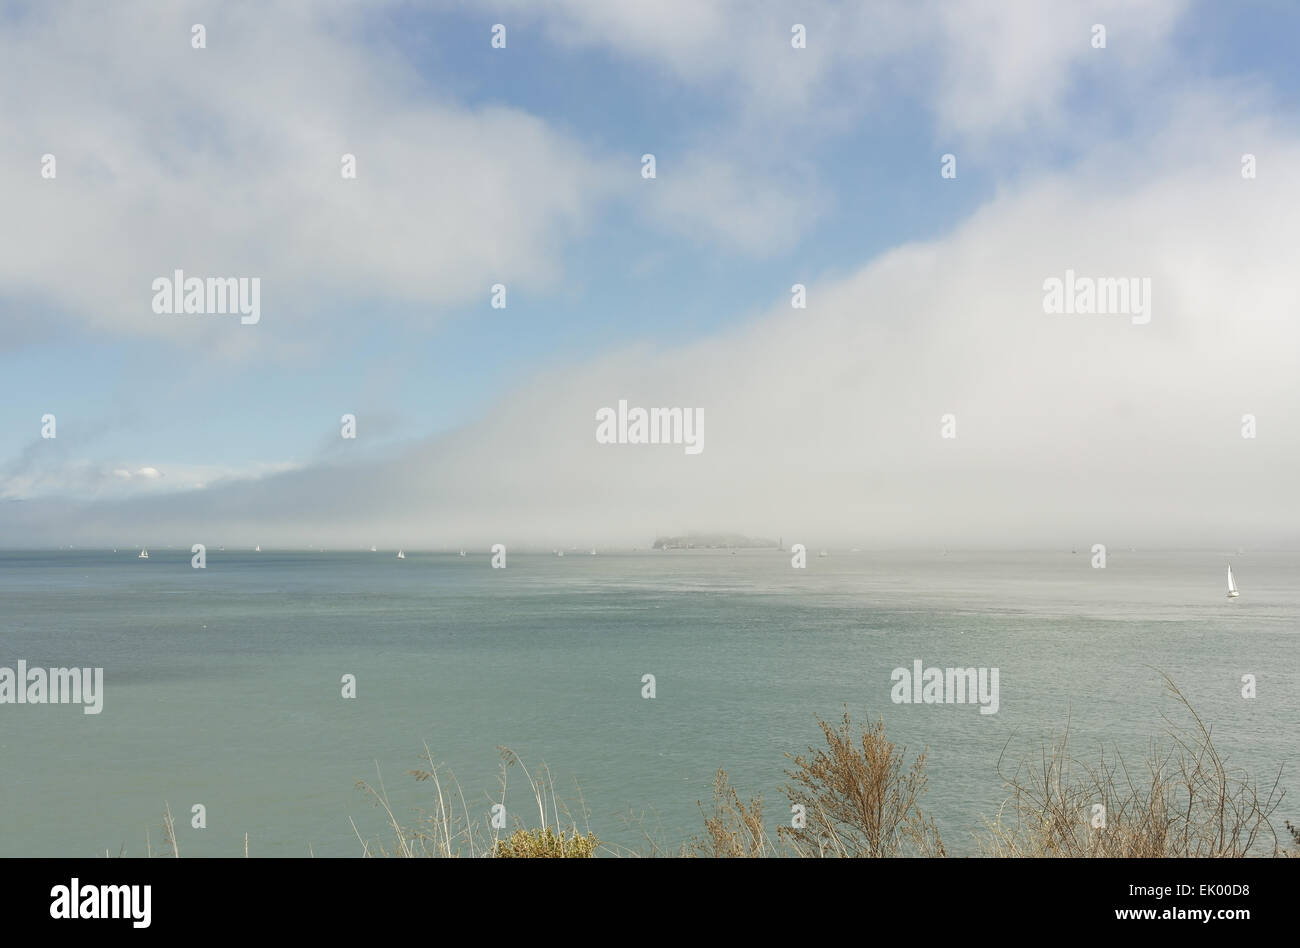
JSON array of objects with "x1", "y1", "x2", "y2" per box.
[
  {"x1": 459, "y1": 549, "x2": 466, "y2": 557},
  {"x1": 255, "y1": 544, "x2": 261, "y2": 552},
  {"x1": 370, "y1": 545, "x2": 377, "y2": 553},
  {"x1": 1227, "y1": 563, "x2": 1240, "y2": 599},
  {"x1": 396, "y1": 550, "x2": 405, "y2": 559},
  {"x1": 138, "y1": 548, "x2": 149, "y2": 559}
]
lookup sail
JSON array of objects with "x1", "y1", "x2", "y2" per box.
[{"x1": 1227, "y1": 564, "x2": 1237, "y2": 593}]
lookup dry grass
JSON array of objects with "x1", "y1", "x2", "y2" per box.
[
  {"x1": 161, "y1": 801, "x2": 179, "y2": 858},
  {"x1": 105, "y1": 678, "x2": 1287, "y2": 858},
  {"x1": 686, "y1": 769, "x2": 775, "y2": 857},
  {"x1": 979, "y1": 674, "x2": 1285, "y2": 857},
  {"x1": 351, "y1": 744, "x2": 600, "y2": 858}
]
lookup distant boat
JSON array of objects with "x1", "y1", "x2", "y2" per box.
[
  {"x1": 138, "y1": 549, "x2": 149, "y2": 559},
  {"x1": 591, "y1": 549, "x2": 597, "y2": 556},
  {"x1": 818, "y1": 550, "x2": 828, "y2": 558},
  {"x1": 255, "y1": 544, "x2": 261, "y2": 552},
  {"x1": 1227, "y1": 563, "x2": 1240, "y2": 599},
  {"x1": 370, "y1": 545, "x2": 377, "y2": 553},
  {"x1": 556, "y1": 550, "x2": 564, "y2": 557},
  {"x1": 397, "y1": 550, "x2": 405, "y2": 559},
  {"x1": 459, "y1": 550, "x2": 466, "y2": 557}
]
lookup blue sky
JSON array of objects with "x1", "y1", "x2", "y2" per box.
[{"x1": 3, "y1": 1, "x2": 1300, "y2": 547}]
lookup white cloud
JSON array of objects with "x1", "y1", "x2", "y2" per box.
[
  {"x1": 0, "y1": 2, "x2": 616, "y2": 344},
  {"x1": 2, "y1": 455, "x2": 298, "y2": 502},
  {"x1": 11, "y1": 99, "x2": 1298, "y2": 548},
  {"x1": 4, "y1": 4, "x2": 1291, "y2": 549},
  {"x1": 639, "y1": 153, "x2": 826, "y2": 255},
  {"x1": 927, "y1": 0, "x2": 1185, "y2": 138},
  {"x1": 503, "y1": 0, "x2": 1187, "y2": 136},
  {"x1": 487, "y1": 0, "x2": 1189, "y2": 256},
  {"x1": 1, "y1": 0, "x2": 1191, "y2": 350}
]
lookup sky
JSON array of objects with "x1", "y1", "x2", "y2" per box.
[{"x1": 1, "y1": 0, "x2": 1298, "y2": 549}]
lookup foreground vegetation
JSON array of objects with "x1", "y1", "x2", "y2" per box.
[
  {"x1": 127, "y1": 676, "x2": 1292, "y2": 857},
  {"x1": 343, "y1": 675, "x2": 1291, "y2": 858}
]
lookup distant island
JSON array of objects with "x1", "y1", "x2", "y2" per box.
[{"x1": 652, "y1": 533, "x2": 779, "y2": 550}]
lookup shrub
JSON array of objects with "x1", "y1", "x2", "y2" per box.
[
  {"x1": 779, "y1": 709, "x2": 944, "y2": 857},
  {"x1": 493, "y1": 827, "x2": 599, "y2": 858},
  {"x1": 980, "y1": 675, "x2": 1285, "y2": 857}
]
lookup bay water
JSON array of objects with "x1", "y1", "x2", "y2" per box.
[{"x1": 1, "y1": 549, "x2": 1295, "y2": 856}]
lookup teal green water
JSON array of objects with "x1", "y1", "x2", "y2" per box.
[{"x1": 1, "y1": 550, "x2": 1295, "y2": 856}]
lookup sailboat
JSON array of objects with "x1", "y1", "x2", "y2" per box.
[
  {"x1": 370, "y1": 545, "x2": 377, "y2": 553},
  {"x1": 591, "y1": 548, "x2": 597, "y2": 556},
  {"x1": 1227, "y1": 563, "x2": 1240, "y2": 599},
  {"x1": 459, "y1": 549, "x2": 466, "y2": 557},
  {"x1": 138, "y1": 548, "x2": 149, "y2": 559},
  {"x1": 254, "y1": 544, "x2": 261, "y2": 552},
  {"x1": 396, "y1": 550, "x2": 405, "y2": 559}
]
